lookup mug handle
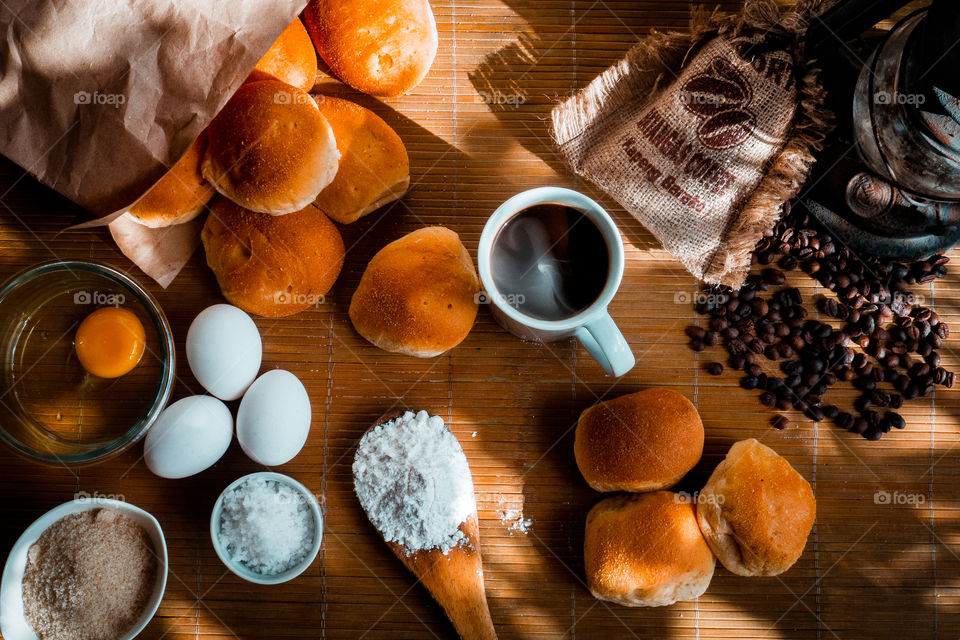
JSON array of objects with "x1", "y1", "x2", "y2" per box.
[{"x1": 574, "y1": 311, "x2": 635, "y2": 377}]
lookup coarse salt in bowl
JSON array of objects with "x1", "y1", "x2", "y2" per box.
[{"x1": 210, "y1": 472, "x2": 323, "y2": 585}]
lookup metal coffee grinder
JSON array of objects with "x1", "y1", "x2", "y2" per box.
[{"x1": 802, "y1": 0, "x2": 960, "y2": 260}]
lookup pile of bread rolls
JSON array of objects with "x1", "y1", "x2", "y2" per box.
[
  {"x1": 575, "y1": 389, "x2": 817, "y2": 607},
  {"x1": 120, "y1": 1, "x2": 484, "y2": 345}
]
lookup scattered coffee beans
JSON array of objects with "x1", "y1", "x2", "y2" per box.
[{"x1": 686, "y1": 204, "x2": 954, "y2": 440}]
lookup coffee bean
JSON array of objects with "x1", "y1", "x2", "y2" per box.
[
  {"x1": 772, "y1": 415, "x2": 791, "y2": 430},
  {"x1": 781, "y1": 360, "x2": 802, "y2": 376},
  {"x1": 763, "y1": 268, "x2": 786, "y2": 285},
  {"x1": 910, "y1": 363, "x2": 930, "y2": 379},
  {"x1": 823, "y1": 404, "x2": 840, "y2": 420},
  {"x1": 741, "y1": 377, "x2": 759, "y2": 390},
  {"x1": 835, "y1": 412, "x2": 854, "y2": 429},
  {"x1": 852, "y1": 417, "x2": 869, "y2": 434},
  {"x1": 884, "y1": 412, "x2": 906, "y2": 430},
  {"x1": 751, "y1": 299, "x2": 769, "y2": 317},
  {"x1": 869, "y1": 390, "x2": 889, "y2": 407},
  {"x1": 779, "y1": 255, "x2": 799, "y2": 271},
  {"x1": 707, "y1": 362, "x2": 724, "y2": 375},
  {"x1": 759, "y1": 392, "x2": 777, "y2": 407}
]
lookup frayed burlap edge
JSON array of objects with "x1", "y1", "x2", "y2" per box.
[{"x1": 551, "y1": 0, "x2": 836, "y2": 290}]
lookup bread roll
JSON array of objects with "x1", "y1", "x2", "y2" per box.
[
  {"x1": 201, "y1": 198, "x2": 344, "y2": 318},
  {"x1": 313, "y1": 96, "x2": 410, "y2": 224},
  {"x1": 585, "y1": 492, "x2": 715, "y2": 607},
  {"x1": 349, "y1": 227, "x2": 479, "y2": 356},
  {"x1": 124, "y1": 134, "x2": 214, "y2": 228},
  {"x1": 696, "y1": 439, "x2": 816, "y2": 577},
  {"x1": 248, "y1": 18, "x2": 317, "y2": 92},
  {"x1": 574, "y1": 388, "x2": 704, "y2": 492},
  {"x1": 202, "y1": 80, "x2": 340, "y2": 215},
  {"x1": 304, "y1": 0, "x2": 438, "y2": 97}
]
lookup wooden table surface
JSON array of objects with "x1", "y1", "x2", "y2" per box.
[{"x1": 1, "y1": 1, "x2": 958, "y2": 639}]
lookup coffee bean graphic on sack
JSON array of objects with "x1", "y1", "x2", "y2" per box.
[
  {"x1": 681, "y1": 58, "x2": 757, "y2": 150},
  {"x1": 680, "y1": 59, "x2": 752, "y2": 117}
]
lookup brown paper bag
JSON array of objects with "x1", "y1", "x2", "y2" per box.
[
  {"x1": 0, "y1": 0, "x2": 307, "y2": 286},
  {"x1": 552, "y1": 0, "x2": 834, "y2": 288}
]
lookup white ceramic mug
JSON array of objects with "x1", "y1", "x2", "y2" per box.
[{"x1": 477, "y1": 187, "x2": 636, "y2": 377}]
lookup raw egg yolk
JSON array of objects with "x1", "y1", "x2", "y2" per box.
[{"x1": 75, "y1": 307, "x2": 146, "y2": 378}]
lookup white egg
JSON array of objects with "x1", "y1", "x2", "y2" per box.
[
  {"x1": 145, "y1": 396, "x2": 233, "y2": 479},
  {"x1": 237, "y1": 369, "x2": 311, "y2": 466},
  {"x1": 187, "y1": 304, "x2": 262, "y2": 401}
]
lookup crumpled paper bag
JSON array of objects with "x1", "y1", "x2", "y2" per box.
[{"x1": 0, "y1": 0, "x2": 308, "y2": 287}]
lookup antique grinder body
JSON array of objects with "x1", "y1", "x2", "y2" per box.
[{"x1": 805, "y1": 0, "x2": 960, "y2": 259}]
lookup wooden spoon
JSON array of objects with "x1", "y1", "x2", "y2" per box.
[{"x1": 357, "y1": 413, "x2": 497, "y2": 640}]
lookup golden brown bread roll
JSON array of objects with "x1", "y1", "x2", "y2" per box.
[
  {"x1": 585, "y1": 492, "x2": 716, "y2": 607},
  {"x1": 124, "y1": 133, "x2": 214, "y2": 228},
  {"x1": 349, "y1": 227, "x2": 479, "y2": 356},
  {"x1": 574, "y1": 389, "x2": 704, "y2": 493},
  {"x1": 312, "y1": 96, "x2": 410, "y2": 224},
  {"x1": 202, "y1": 80, "x2": 340, "y2": 215},
  {"x1": 201, "y1": 198, "x2": 344, "y2": 318},
  {"x1": 248, "y1": 18, "x2": 317, "y2": 92},
  {"x1": 696, "y1": 439, "x2": 816, "y2": 577},
  {"x1": 303, "y1": 0, "x2": 438, "y2": 97}
]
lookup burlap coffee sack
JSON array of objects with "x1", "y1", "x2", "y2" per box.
[{"x1": 552, "y1": 1, "x2": 834, "y2": 288}]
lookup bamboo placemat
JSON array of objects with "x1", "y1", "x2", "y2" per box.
[{"x1": 0, "y1": 1, "x2": 957, "y2": 638}]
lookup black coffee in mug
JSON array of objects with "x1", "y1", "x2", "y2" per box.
[{"x1": 490, "y1": 203, "x2": 609, "y2": 321}]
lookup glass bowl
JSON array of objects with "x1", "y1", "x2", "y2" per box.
[{"x1": 0, "y1": 261, "x2": 175, "y2": 465}]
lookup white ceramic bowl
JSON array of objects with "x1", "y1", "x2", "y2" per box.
[
  {"x1": 0, "y1": 498, "x2": 168, "y2": 640},
  {"x1": 210, "y1": 472, "x2": 323, "y2": 585}
]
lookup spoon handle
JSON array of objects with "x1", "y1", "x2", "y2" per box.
[{"x1": 387, "y1": 514, "x2": 498, "y2": 640}]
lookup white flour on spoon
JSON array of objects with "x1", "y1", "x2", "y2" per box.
[{"x1": 353, "y1": 410, "x2": 475, "y2": 554}]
